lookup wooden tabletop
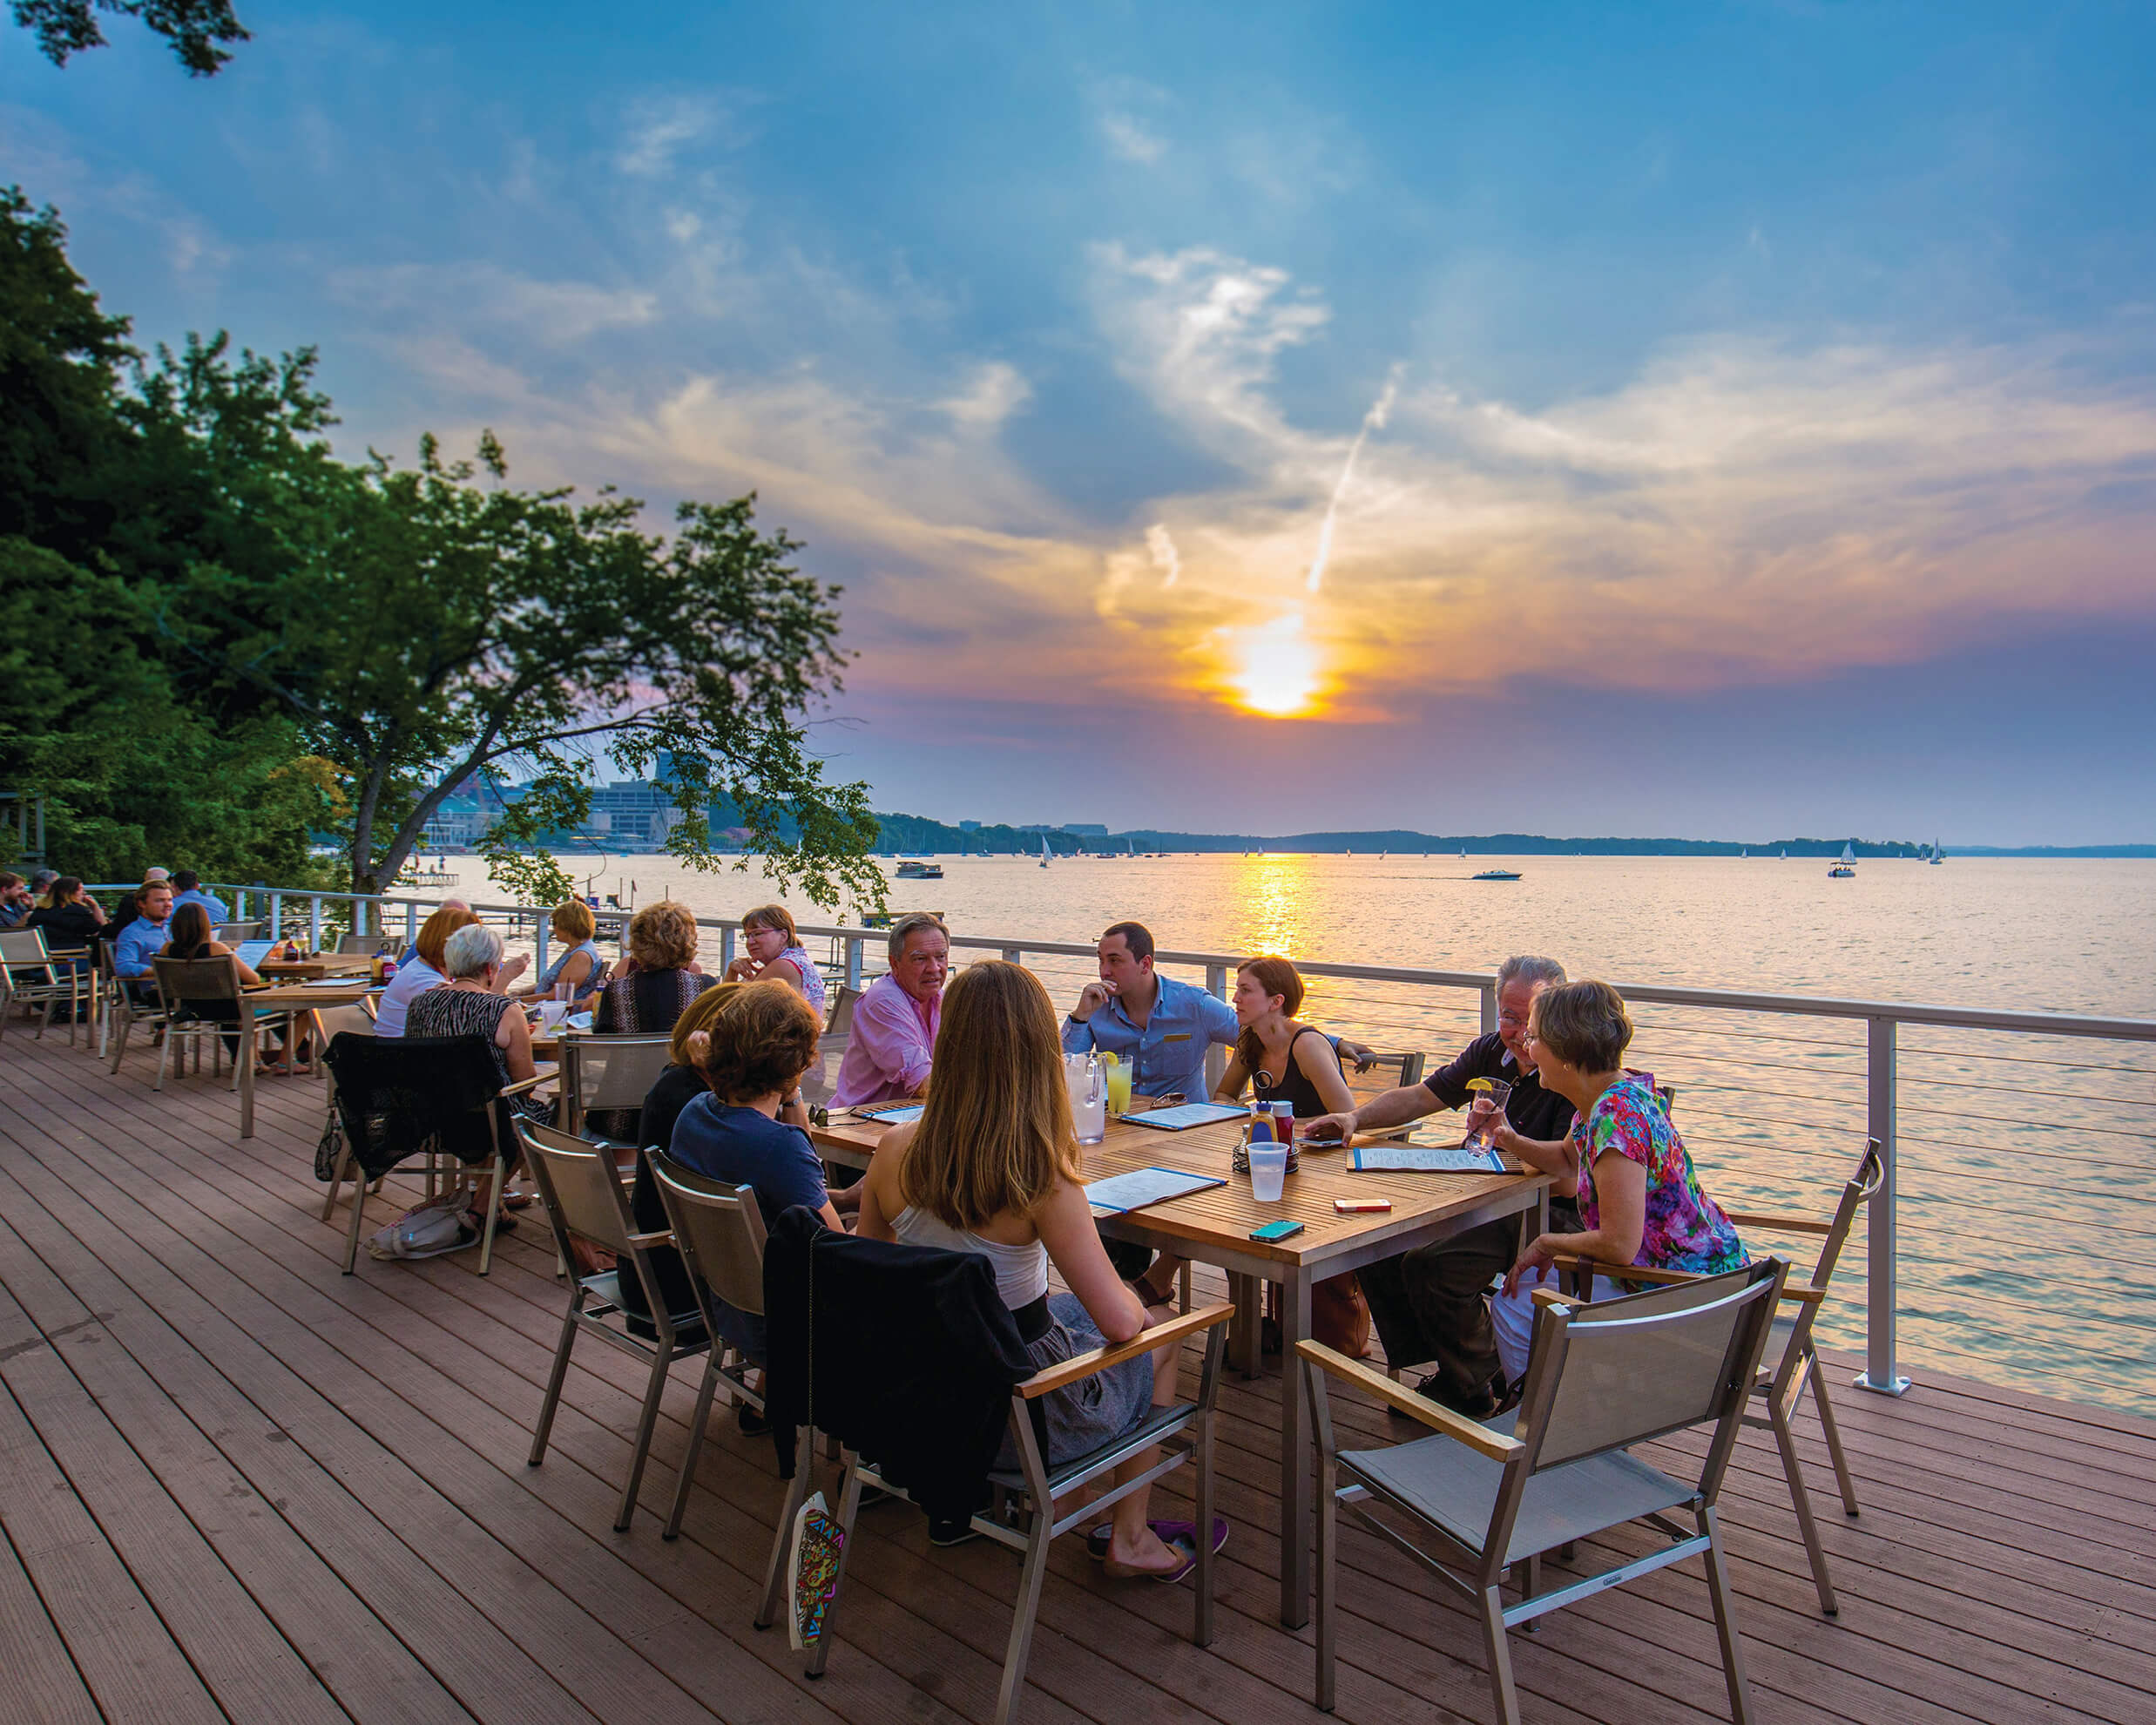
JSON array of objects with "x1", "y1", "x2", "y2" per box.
[
  {"x1": 245, "y1": 981, "x2": 380, "y2": 1008},
  {"x1": 258, "y1": 953, "x2": 377, "y2": 979},
  {"x1": 808, "y1": 1106, "x2": 1548, "y2": 1273}
]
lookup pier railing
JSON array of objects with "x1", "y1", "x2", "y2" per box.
[{"x1": 145, "y1": 882, "x2": 2156, "y2": 1410}]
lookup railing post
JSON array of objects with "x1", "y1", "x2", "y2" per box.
[
  {"x1": 844, "y1": 936, "x2": 865, "y2": 991},
  {"x1": 535, "y1": 917, "x2": 551, "y2": 978},
  {"x1": 1206, "y1": 962, "x2": 1230, "y2": 1095},
  {"x1": 268, "y1": 892, "x2": 283, "y2": 939},
  {"x1": 1000, "y1": 947, "x2": 1022, "y2": 964},
  {"x1": 308, "y1": 896, "x2": 324, "y2": 950},
  {"x1": 1479, "y1": 978, "x2": 1498, "y2": 1036},
  {"x1": 1856, "y1": 1015, "x2": 1910, "y2": 1395},
  {"x1": 404, "y1": 901, "x2": 418, "y2": 945},
  {"x1": 720, "y1": 924, "x2": 737, "y2": 971}
]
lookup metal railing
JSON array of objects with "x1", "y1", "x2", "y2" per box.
[{"x1": 120, "y1": 881, "x2": 2156, "y2": 1404}]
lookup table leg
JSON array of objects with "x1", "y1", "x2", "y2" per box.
[
  {"x1": 1229, "y1": 1272, "x2": 1261, "y2": 1378},
  {"x1": 1278, "y1": 1268, "x2": 1312, "y2": 1628}
]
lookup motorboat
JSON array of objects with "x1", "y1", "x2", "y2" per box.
[
  {"x1": 1470, "y1": 869, "x2": 1523, "y2": 882},
  {"x1": 894, "y1": 860, "x2": 943, "y2": 880}
]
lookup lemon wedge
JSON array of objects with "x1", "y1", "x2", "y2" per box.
[{"x1": 1463, "y1": 1077, "x2": 1497, "y2": 1092}]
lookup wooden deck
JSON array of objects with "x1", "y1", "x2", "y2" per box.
[{"x1": 2, "y1": 1027, "x2": 2153, "y2": 1725}]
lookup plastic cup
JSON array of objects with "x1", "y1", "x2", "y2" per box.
[{"x1": 1248, "y1": 1143, "x2": 1288, "y2": 1203}]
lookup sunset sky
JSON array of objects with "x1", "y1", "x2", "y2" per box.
[{"x1": 10, "y1": 2, "x2": 2156, "y2": 842}]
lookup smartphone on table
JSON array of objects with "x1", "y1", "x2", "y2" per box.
[{"x1": 1249, "y1": 1219, "x2": 1305, "y2": 1242}]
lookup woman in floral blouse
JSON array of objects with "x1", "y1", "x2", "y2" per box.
[{"x1": 1506, "y1": 979, "x2": 1746, "y2": 1293}]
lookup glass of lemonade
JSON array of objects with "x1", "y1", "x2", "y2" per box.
[{"x1": 1104, "y1": 1050, "x2": 1135, "y2": 1117}]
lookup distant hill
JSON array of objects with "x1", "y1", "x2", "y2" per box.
[{"x1": 857, "y1": 815, "x2": 2156, "y2": 859}]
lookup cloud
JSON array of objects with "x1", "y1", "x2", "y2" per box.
[
  {"x1": 1085, "y1": 75, "x2": 1171, "y2": 165},
  {"x1": 1146, "y1": 523, "x2": 1181, "y2": 586},
  {"x1": 329, "y1": 261, "x2": 659, "y2": 345},
  {"x1": 938, "y1": 361, "x2": 1032, "y2": 427},
  {"x1": 1099, "y1": 112, "x2": 1166, "y2": 164},
  {"x1": 615, "y1": 93, "x2": 735, "y2": 178}
]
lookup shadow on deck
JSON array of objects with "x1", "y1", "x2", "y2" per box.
[{"x1": 2, "y1": 1027, "x2": 2152, "y2": 1725}]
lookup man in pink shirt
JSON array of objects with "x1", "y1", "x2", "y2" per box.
[{"x1": 834, "y1": 912, "x2": 949, "y2": 1106}]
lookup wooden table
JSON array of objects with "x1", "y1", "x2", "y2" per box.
[
  {"x1": 257, "y1": 953, "x2": 377, "y2": 981},
  {"x1": 809, "y1": 1106, "x2": 1550, "y2": 1628}
]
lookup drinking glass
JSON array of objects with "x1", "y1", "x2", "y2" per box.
[
  {"x1": 1248, "y1": 1143, "x2": 1288, "y2": 1202},
  {"x1": 1466, "y1": 1079, "x2": 1512, "y2": 1149},
  {"x1": 1104, "y1": 1052, "x2": 1134, "y2": 1117}
]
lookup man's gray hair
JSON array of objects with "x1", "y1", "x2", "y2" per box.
[
  {"x1": 443, "y1": 922, "x2": 505, "y2": 978},
  {"x1": 886, "y1": 911, "x2": 948, "y2": 962},
  {"x1": 1496, "y1": 954, "x2": 1567, "y2": 991}
]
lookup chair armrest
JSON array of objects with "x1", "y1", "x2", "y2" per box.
[
  {"x1": 497, "y1": 1073, "x2": 550, "y2": 1099},
  {"x1": 1531, "y1": 1287, "x2": 1582, "y2": 1310},
  {"x1": 1547, "y1": 1253, "x2": 1705, "y2": 1288},
  {"x1": 1018, "y1": 1302, "x2": 1233, "y2": 1400},
  {"x1": 1722, "y1": 1210, "x2": 1832, "y2": 1236},
  {"x1": 1780, "y1": 1285, "x2": 1828, "y2": 1306},
  {"x1": 1296, "y1": 1340, "x2": 1523, "y2": 1461},
  {"x1": 624, "y1": 1229, "x2": 672, "y2": 1250}
]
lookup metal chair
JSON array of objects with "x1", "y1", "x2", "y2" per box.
[
  {"x1": 146, "y1": 955, "x2": 304, "y2": 1138},
  {"x1": 1302, "y1": 1258, "x2": 1787, "y2": 1725},
  {"x1": 558, "y1": 1032, "x2": 673, "y2": 1139},
  {"x1": 337, "y1": 932, "x2": 395, "y2": 957},
  {"x1": 314, "y1": 1001, "x2": 395, "y2": 1222},
  {"x1": 799, "y1": 983, "x2": 862, "y2": 1110},
  {"x1": 1549, "y1": 1140, "x2": 1883, "y2": 1613},
  {"x1": 645, "y1": 1147, "x2": 771, "y2": 1539},
  {"x1": 213, "y1": 922, "x2": 262, "y2": 944},
  {"x1": 519, "y1": 1121, "x2": 712, "y2": 1532},
  {"x1": 0, "y1": 928, "x2": 82, "y2": 1045},
  {"x1": 758, "y1": 1268, "x2": 1233, "y2": 1725},
  {"x1": 321, "y1": 1032, "x2": 537, "y2": 1276}
]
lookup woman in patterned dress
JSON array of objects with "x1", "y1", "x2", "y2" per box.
[
  {"x1": 1506, "y1": 978, "x2": 1747, "y2": 1294},
  {"x1": 721, "y1": 903, "x2": 828, "y2": 1014}
]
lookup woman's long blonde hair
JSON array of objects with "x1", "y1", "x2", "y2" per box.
[{"x1": 899, "y1": 960, "x2": 1080, "y2": 1231}]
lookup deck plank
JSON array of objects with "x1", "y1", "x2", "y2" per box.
[
  {"x1": 4, "y1": 1030, "x2": 2154, "y2": 1725},
  {"x1": 0, "y1": 1468, "x2": 105, "y2": 1725}
]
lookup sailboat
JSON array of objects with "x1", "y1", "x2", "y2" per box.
[
  {"x1": 1929, "y1": 837, "x2": 1944, "y2": 866},
  {"x1": 1740, "y1": 849, "x2": 1748, "y2": 859},
  {"x1": 1828, "y1": 842, "x2": 1856, "y2": 879},
  {"x1": 1038, "y1": 835, "x2": 1051, "y2": 869}
]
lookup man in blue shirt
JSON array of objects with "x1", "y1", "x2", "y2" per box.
[
  {"x1": 1060, "y1": 920, "x2": 1239, "y2": 1105},
  {"x1": 169, "y1": 870, "x2": 229, "y2": 923},
  {"x1": 113, "y1": 881, "x2": 175, "y2": 997}
]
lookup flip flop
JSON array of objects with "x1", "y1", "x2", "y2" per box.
[
  {"x1": 1086, "y1": 1516, "x2": 1228, "y2": 1563},
  {"x1": 1103, "y1": 1531, "x2": 1200, "y2": 1584}
]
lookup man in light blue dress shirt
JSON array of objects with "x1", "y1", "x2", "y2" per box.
[
  {"x1": 113, "y1": 882, "x2": 175, "y2": 998},
  {"x1": 169, "y1": 870, "x2": 230, "y2": 923},
  {"x1": 1059, "y1": 921, "x2": 1240, "y2": 1105}
]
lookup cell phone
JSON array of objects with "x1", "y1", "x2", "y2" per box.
[
  {"x1": 1249, "y1": 1219, "x2": 1306, "y2": 1241},
  {"x1": 1335, "y1": 1198, "x2": 1391, "y2": 1214}
]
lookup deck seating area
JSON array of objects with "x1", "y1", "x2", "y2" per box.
[{"x1": 3, "y1": 1030, "x2": 2153, "y2": 1725}]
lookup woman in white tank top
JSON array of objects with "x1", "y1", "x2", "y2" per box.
[{"x1": 860, "y1": 961, "x2": 1218, "y2": 1579}]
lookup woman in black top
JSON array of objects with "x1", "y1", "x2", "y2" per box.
[
  {"x1": 588, "y1": 899, "x2": 715, "y2": 1140},
  {"x1": 158, "y1": 901, "x2": 271, "y2": 1062},
  {"x1": 1213, "y1": 954, "x2": 1356, "y2": 1121},
  {"x1": 27, "y1": 876, "x2": 106, "y2": 990}
]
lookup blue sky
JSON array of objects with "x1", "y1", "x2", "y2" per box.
[{"x1": 8, "y1": 2, "x2": 2156, "y2": 841}]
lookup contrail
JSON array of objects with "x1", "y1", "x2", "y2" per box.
[
  {"x1": 1146, "y1": 523, "x2": 1181, "y2": 587},
  {"x1": 1305, "y1": 370, "x2": 1400, "y2": 593}
]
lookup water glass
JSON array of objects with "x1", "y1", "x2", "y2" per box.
[
  {"x1": 1248, "y1": 1143, "x2": 1288, "y2": 1202},
  {"x1": 1467, "y1": 1079, "x2": 1512, "y2": 1149}
]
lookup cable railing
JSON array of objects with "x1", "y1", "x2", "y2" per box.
[{"x1": 146, "y1": 880, "x2": 2156, "y2": 1414}]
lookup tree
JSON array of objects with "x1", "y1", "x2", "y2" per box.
[
  {"x1": 156, "y1": 430, "x2": 885, "y2": 912},
  {"x1": 11, "y1": 1, "x2": 247, "y2": 76}
]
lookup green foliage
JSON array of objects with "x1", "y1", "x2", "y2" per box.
[{"x1": 11, "y1": 1, "x2": 248, "y2": 76}]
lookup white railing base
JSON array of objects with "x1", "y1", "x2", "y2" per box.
[{"x1": 1854, "y1": 1372, "x2": 1913, "y2": 1397}]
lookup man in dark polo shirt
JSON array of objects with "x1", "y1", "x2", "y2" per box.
[{"x1": 1305, "y1": 954, "x2": 1576, "y2": 1415}]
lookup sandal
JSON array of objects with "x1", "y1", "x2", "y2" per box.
[
  {"x1": 1104, "y1": 1531, "x2": 1200, "y2": 1584},
  {"x1": 1086, "y1": 1516, "x2": 1228, "y2": 1563}
]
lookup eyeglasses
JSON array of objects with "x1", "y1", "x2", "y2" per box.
[{"x1": 1497, "y1": 1012, "x2": 1531, "y2": 1030}]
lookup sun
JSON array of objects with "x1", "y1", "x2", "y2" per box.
[{"x1": 1229, "y1": 612, "x2": 1321, "y2": 717}]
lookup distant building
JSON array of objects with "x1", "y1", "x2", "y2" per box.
[
  {"x1": 958, "y1": 820, "x2": 983, "y2": 832},
  {"x1": 1060, "y1": 822, "x2": 1109, "y2": 836}
]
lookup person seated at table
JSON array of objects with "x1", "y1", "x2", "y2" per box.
[
  {"x1": 625, "y1": 980, "x2": 842, "y2": 1428},
  {"x1": 1505, "y1": 979, "x2": 1747, "y2": 1297},
  {"x1": 858, "y1": 960, "x2": 1213, "y2": 1573},
  {"x1": 374, "y1": 905, "x2": 479, "y2": 1037},
  {"x1": 168, "y1": 871, "x2": 229, "y2": 924},
  {"x1": 587, "y1": 899, "x2": 718, "y2": 1138},
  {"x1": 112, "y1": 881, "x2": 175, "y2": 1002},
  {"x1": 513, "y1": 899, "x2": 605, "y2": 1005},
  {"x1": 832, "y1": 912, "x2": 947, "y2": 1107},
  {"x1": 26, "y1": 876, "x2": 106, "y2": 978},
  {"x1": 0, "y1": 872, "x2": 31, "y2": 930},
  {"x1": 633, "y1": 980, "x2": 745, "y2": 1160},
  {"x1": 156, "y1": 901, "x2": 308, "y2": 1070},
  {"x1": 722, "y1": 903, "x2": 828, "y2": 1013},
  {"x1": 405, "y1": 923, "x2": 555, "y2": 1232},
  {"x1": 395, "y1": 897, "x2": 470, "y2": 966},
  {"x1": 1303, "y1": 955, "x2": 1580, "y2": 1417}
]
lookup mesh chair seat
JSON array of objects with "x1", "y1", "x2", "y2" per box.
[
  {"x1": 985, "y1": 1400, "x2": 1194, "y2": 1497},
  {"x1": 1342, "y1": 1431, "x2": 1693, "y2": 1565}
]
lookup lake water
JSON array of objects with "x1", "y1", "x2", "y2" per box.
[{"x1": 431, "y1": 850, "x2": 2156, "y2": 1413}]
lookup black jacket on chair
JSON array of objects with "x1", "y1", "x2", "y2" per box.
[
  {"x1": 762, "y1": 1206, "x2": 1037, "y2": 1525},
  {"x1": 322, "y1": 1033, "x2": 517, "y2": 1178}
]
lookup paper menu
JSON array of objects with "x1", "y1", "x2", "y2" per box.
[
  {"x1": 1349, "y1": 1143, "x2": 1508, "y2": 1174},
  {"x1": 1084, "y1": 1167, "x2": 1227, "y2": 1215}
]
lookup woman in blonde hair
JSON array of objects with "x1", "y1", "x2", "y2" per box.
[{"x1": 858, "y1": 960, "x2": 1220, "y2": 1576}]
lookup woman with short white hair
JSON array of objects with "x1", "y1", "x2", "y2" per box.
[{"x1": 405, "y1": 923, "x2": 553, "y2": 1125}]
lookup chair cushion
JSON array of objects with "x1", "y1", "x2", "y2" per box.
[
  {"x1": 1341, "y1": 1433, "x2": 1693, "y2": 1565},
  {"x1": 986, "y1": 1400, "x2": 1194, "y2": 1495}
]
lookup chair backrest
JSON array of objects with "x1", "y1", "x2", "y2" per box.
[
  {"x1": 0, "y1": 928, "x2": 54, "y2": 972},
  {"x1": 800, "y1": 984, "x2": 863, "y2": 1108},
  {"x1": 321, "y1": 1032, "x2": 511, "y2": 1177},
  {"x1": 1517, "y1": 1259, "x2": 1785, "y2": 1475},
  {"x1": 1345, "y1": 1049, "x2": 1425, "y2": 1105},
  {"x1": 518, "y1": 1119, "x2": 640, "y2": 1255},
  {"x1": 337, "y1": 933, "x2": 394, "y2": 956},
  {"x1": 822, "y1": 982, "x2": 862, "y2": 1039},
  {"x1": 563, "y1": 1033, "x2": 674, "y2": 1126},
  {"x1": 213, "y1": 922, "x2": 260, "y2": 944},
  {"x1": 152, "y1": 954, "x2": 243, "y2": 1007},
  {"x1": 646, "y1": 1147, "x2": 768, "y2": 1318}
]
